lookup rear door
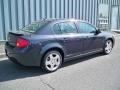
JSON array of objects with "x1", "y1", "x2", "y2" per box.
[
  {"x1": 53, "y1": 21, "x2": 83, "y2": 57},
  {"x1": 76, "y1": 21, "x2": 104, "y2": 53}
]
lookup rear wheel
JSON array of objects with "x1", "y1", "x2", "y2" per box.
[
  {"x1": 103, "y1": 40, "x2": 113, "y2": 55},
  {"x1": 41, "y1": 50, "x2": 62, "y2": 72}
]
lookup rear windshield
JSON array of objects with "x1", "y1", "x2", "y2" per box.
[{"x1": 21, "y1": 21, "x2": 49, "y2": 33}]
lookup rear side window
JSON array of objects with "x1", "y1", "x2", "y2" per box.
[
  {"x1": 53, "y1": 24, "x2": 62, "y2": 34},
  {"x1": 53, "y1": 22, "x2": 77, "y2": 34},
  {"x1": 77, "y1": 22, "x2": 96, "y2": 33}
]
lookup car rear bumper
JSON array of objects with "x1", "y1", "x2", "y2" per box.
[{"x1": 5, "y1": 42, "x2": 41, "y2": 67}]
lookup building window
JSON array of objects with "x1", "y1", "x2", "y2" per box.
[
  {"x1": 111, "y1": 6, "x2": 119, "y2": 30},
  {"x1": 98, "y1": 4, "x2": 109, "y2": 31}
]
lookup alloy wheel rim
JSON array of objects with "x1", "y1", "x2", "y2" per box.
[
  {"x1": 45, "y1": 52, "x2": 61, "y2": 71},
  {"x1": 105, "y1": 40, "x2": 112, "y2": 54}
]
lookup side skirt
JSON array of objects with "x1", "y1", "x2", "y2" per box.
[{"x1": 64, "y1": 49, "x2": 103, "y2": 62}]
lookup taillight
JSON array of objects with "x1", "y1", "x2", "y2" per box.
[{"x1": 16, "y1": 37, "x2": 29, "y2": 48}]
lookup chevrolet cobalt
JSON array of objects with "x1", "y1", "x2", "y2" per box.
[{"x1": 5, "y1": 19, "x2": 115, "y2": 72}]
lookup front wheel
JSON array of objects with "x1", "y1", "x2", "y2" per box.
[
  {"x1": 41, "y1": 50, "x2": 62, "y2": 72},
  {"x1": 103, "y1": 40, "x2": 113, "y2": 55}
]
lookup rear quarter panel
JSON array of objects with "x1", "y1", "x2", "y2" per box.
[{"x1": 24, "y1": 34, "x2": 65, "y2": 61}]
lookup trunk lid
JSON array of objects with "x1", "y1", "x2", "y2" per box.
[{"x1": 7, "y1": 31, "x2": 30, "y2": 47}]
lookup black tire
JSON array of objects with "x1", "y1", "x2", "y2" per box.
[
  {"x1": 41, "y1": 50, "x2": 63, "y2": 72},
  {"x1": 103, "y1": 39, "x2": 113, "y2": 55}
]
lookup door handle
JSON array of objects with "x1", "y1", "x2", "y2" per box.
[
  {"x1": 63, "y1": 38, "x2": 68, "y2": 40},
  {"x1": 86, "y1": 36, "x2": 89, "y2": 38},
  {"x1": 86, "y1": 36, "x2": 91, "y2": 38},
  {"x1": 63, "y1": 38, "x2": 68, "y2": 42}
]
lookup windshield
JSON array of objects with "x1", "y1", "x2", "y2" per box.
[{"x1": 21, "y1": 21, "x2": 49, "y2": 33}]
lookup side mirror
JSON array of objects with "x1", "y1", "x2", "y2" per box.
[{"x1": 95, "y1": 29, "x2": 101, "y2": 35}]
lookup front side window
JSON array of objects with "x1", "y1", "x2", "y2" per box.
[{"x1": 77, "y1": 22, "x2": 96, "y2": 33}]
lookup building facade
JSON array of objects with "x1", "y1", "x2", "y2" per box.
[{"x1": 0, "y1": 0, "x2": 120, "y2": 40}]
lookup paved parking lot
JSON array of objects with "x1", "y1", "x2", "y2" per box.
[{"x1": 0, "y1": 36, "x2": 120, "y2": 90}]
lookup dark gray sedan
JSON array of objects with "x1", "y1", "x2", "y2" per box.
[{"x1": 5, "y1": 19, "x2": 115, "y2": 72}]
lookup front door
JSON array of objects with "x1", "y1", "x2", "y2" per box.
[{"x1": 76, "y1": 21, "x2": 104, "y2": 53}]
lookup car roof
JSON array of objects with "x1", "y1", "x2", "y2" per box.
[
  {"x1": 32, "y1": 18, "x2": 96, "y2": 28},
  {"x1": 33, "y1": 18, "x2": 89, "y2": 23}
]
